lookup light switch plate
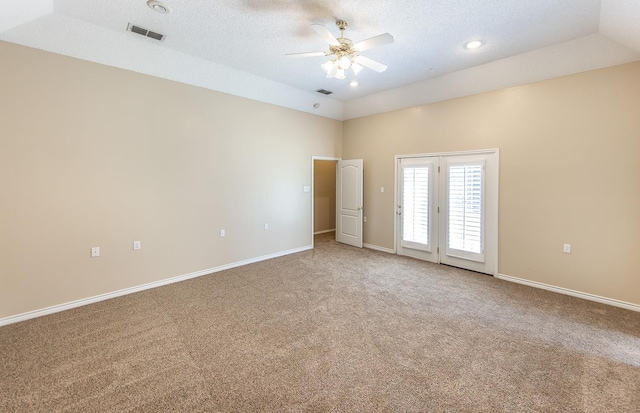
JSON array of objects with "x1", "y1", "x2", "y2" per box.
[
  {"x1": 563, "y1": 244, "x2": 571, "y2": 253},
  {"x1": 91, "y1": 247, "x2": 100, "y2": 257}
]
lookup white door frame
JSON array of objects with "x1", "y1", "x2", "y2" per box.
[
  {"x1": 394, "y1": 148, "x2": 499, "y2": 276},
  {"x1": 311, "y1": 156, "x2": 341, "y2": 248}
]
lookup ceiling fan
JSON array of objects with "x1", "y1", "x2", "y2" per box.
[{"x1": 286, "y1": 20, "x2": 394, "y2": 80}]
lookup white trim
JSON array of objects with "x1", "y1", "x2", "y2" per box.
[
  {"x1": 396, "y1": 148, "x2": 499, "y2": 160},
  {"x1": 0, "y1": 245, "x2": 312, "y2": 327},
  {"x1": 393, "y1": 155, "x2": 398, "y2": 254},
  {"x1": 363, "y1": 243, "x2": 395, "y2": 254},
  {"x1": 314, "y1": 228, "x2": 336, "y2": 235},
  {"x1": 492, "y1": 150, "x2": 500, "y2": 276},
  {"x1": 497, "y1": 273, "x2": 640, "y2": 312},
  {"x1": 312, "y1": 156, "x2": 342, "y2": 161}
]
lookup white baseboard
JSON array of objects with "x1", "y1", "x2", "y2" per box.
[
  {"x1": 314, "y1": 229, "x2": 336, "y2": 235},
  {"x1": 0, "y1": 245, "x2": 313, "y2": 327},
  {"x1": 497, "y1": 273, "x2": 640, "y2": 312},
  {"x1": 363, "y1": 243, "x2": 395, "y2": 254}
]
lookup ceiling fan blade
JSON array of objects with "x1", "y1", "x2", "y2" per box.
[
  {"x1": 285, "y1": 51, "x2": 327, "y2": 58},
  {"x1": 354, "y1": 33, "x2": 394, "y2": 52},
  {"x1": 354, "y1": 55, "x2": 388, "y2": 72},
  {"x1": 311, "y1": 24, "x2": 340, "y2": 46}
]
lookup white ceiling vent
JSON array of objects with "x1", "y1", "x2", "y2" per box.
[
  {"x1": 316, "y1": 89, "x2": 333, "y2": 95},
  {"x1": 127, "y1": 23, "x2": 165, "y2": 41}
]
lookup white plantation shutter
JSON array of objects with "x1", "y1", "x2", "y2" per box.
[
  {"x1": 448, "y1": 162, "x2": 483, "y2": 255},
  {"x1": 402, "y1": 166, "x2": 429, "y2": 246}
]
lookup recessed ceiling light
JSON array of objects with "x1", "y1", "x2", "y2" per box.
[
  {"x1": 147, "y1": 0, "x2": 171, "y2": 14},
  {"x1": 349, "y1": 81, "x2": 358, "y2": 87},
  {"x1": 465, "y1": 40, "x2": 483, "y2": 49}
]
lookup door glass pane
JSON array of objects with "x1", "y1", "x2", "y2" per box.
[
  {"x1": 402, "y1": 166, "x2": 429, "y2": 245},
  {"x1": 448, "y1": 164, "x2": 482, "y2": 253}
]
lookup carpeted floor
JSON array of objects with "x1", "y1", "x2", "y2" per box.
[{"x1": 1, "y1": 232, "x2": 639, "y2": 412}]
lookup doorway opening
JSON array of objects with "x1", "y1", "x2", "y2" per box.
[
  {"x1": 312, "y1": 157, "x2": 339, "y2": 247},
  {"x1": 311, "y1": 156, "x2": 364, "y2": 249}
]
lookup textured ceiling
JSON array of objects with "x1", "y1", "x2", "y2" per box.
[{"x1": 1, "y1": 0, "x2": 640, "y2": 120}]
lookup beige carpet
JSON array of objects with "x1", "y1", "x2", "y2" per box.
[{"x1": 1, "y1": 232, "x2": 639, "y2": 412}]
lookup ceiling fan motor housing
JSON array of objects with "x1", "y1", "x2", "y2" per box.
[
  {"x1": 336, "y1": 20, "x2": 349, "y2": 31},
  {"x1": 330, "y1": 36, "x2": 356, "y2": 63}
]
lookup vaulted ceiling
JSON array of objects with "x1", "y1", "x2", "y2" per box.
[{"x1": 2, "y1": 0, "x2": 639, "y2": 120}]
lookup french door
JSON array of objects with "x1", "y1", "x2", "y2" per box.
[
  {"x1": 396, "y1": 157, "x2": 439, "y2": 262},
  {"x1": 396, "y1": 150, "x2": 498, "y2": 275}
]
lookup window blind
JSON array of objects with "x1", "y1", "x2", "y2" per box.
[
  {"x1": 402, "y1": 166, "x2": 429, "y2": 245},
  {"x1": 448, "y1": 164, "x2": 482, "y2": 253}
]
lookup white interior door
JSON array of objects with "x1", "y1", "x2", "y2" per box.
[
  {"x1": 336, "y1": 159, "x2": 363, "y2": 248},
  {"x1": 396, "y1": 157, "x2": 439, "y2": 263},
  {"x1": 395, "y1": 150, "x2": 498, "y2": 275}
]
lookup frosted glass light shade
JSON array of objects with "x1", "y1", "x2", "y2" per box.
[{"x1": 337, "y1": 55, "x2": 351, "y2": 70}]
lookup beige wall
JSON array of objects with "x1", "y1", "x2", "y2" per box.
[
  {"x1": 1, "y1": 40, "x2": 638, "y2": 320},
  {"x1": 0, "y1": 41, "x2": 342, "y2": 319},
  {"x1": 344, "y1": 62, "x2": 640, "y2": 306},
  {"x1": 313, "y1": 160, "x2": 337, "y2": 233}
]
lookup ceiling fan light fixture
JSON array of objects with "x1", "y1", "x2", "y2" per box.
[{"x1": 287, "y1": 20, "x2": 393, "y2": 79}]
